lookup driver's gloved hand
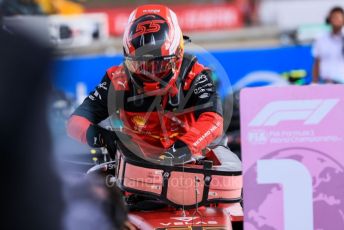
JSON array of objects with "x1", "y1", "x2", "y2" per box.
[
  {"x1": 162, "y1": 140, "x2": 192, "y2": 165},
  {"x1": 86, "y1": 125, "x2": 118, "y2": 156}
]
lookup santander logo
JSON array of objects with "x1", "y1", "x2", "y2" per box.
[{"x1": 159, "y1": 216, "x2": 219, "y2": 226}]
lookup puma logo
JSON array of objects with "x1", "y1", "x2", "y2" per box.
[{"x1": 117, "y1": 80, "x2": 127, "y2": 88}]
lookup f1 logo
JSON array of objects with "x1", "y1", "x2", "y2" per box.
[{"x1": 249, "y1": 99, "x2": 339, "y2": 127}]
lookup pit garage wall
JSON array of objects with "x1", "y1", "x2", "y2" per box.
[{"x1": 53, "y1": 45, "x2": 313, "y2": 99}]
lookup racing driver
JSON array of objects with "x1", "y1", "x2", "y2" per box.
[{"x1": 67, "y1": 4, "x2": 223, "y2": 164}]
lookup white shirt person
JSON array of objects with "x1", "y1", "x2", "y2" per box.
[{"x1": 312, "y1": 7, "x2": 344, "y2": 83}]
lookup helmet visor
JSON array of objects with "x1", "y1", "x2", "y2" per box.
[{"x1": 125, "y1": 55, "x2": 177, "y2": 82}]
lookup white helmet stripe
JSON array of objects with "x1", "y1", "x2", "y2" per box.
[
  {"x1": 128, "y1": 9, "x2": 137, "y2": 23},
  {"x1": 123, "y1": 9, "x2": 137, "y2": 54},
  {"x1": 169, "y1": 9, "x2": 182, "y2": 55}
]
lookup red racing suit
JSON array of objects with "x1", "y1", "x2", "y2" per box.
[{"x1": 67, "y1": 53, "x2": 223, "y2": 156}]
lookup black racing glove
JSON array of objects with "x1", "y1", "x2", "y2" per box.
[
  {"x1": 162, "y1": 140, "x2": 192, "y2": 165},
  {"x1": 86, "y1": 125, "x2": 118, "y2": 157}
]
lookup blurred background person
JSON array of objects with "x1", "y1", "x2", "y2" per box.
[
  {"x1": 0, "y1": 4, "x2": 63, "y2": 229},
  {"x1": 312, "y1": 6, "x2": 344, "y2": 84},
  {"x1": 1, "y1": 2, "x2": 127, "y2": 229}
]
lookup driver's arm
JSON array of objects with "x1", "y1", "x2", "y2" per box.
[
  {"x1": 67, "y1": 74, "x2": 110, "y2": 144},
  {"x1": 178, "y1": 71, "x2": 224, "y2": 155}
]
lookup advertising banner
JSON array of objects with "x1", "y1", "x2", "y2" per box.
[
  {"x1": 4, "y1": 14, "x2": 109, "y2": 48},
  {"x1": 240, "y1": 85, "x2": 344, "y2": 230},
  {"x1": 49, "y1": 13, "x2": 109, "y2": 47},
  {"x1": 87, "y1": 4, "x2": 242, "y2": 36}
]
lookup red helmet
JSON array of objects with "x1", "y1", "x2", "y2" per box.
[{"x1": 123, "y1": 5, "x2": 184, "y2": 96}]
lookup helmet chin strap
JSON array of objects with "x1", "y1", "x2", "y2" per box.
[
  {"x1": 127, "y1": 65, "x2": 181, "y2": 108},
  {"x1": 143, "y1": 82, "x2": 160, "y2": 92},
  {"x1": 141, "y1": 67, "x2": 180, "y2": 97},
  {"x1": 142, "y1": 81, "x2": 177, "y2": 97}
]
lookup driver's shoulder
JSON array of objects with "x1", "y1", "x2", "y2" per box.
[
  {"x1": 106, "y1": 64, "x2": 126, "y2": 80},
  {"x1": 106, "y1": 64, "x2": 130, "y2": 90},
  {"x1": 182, "y1": 59, "x2": 211, "y2": 90}
]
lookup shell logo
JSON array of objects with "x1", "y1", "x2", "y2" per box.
[{"x1": 131, "y1": 115, "x2": 147, "y2": 128}]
